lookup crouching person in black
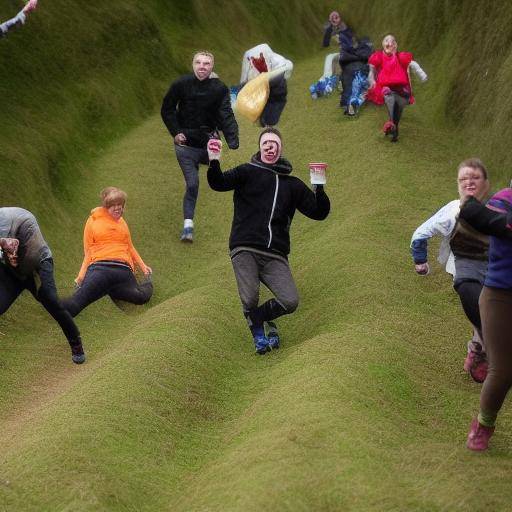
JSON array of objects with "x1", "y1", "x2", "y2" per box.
[
  {"x1": 207, "y1": 128, "x2": 330, "y2": 354},
  {"x1": 0, "y1": 208, "x2": 85, "y2": 364}
]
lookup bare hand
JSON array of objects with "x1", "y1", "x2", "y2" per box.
[
  {"x1": 174, "y1": 133, "x2": 187, "y2": 145},
  {"x1": 415, "y1": 262, "x2": 430, "y2": 276},
  {"x1": 74, "y1": 277, "x2": 83, "y2": 287},
  {"x1": 23, "y1": 0, "x2": 38, "y2": 14},
  {"x1": 207, "y1": 138, "x2": 222, "y2": 161},
  {"x1": 143, "y1": 265, "x2": 152, "y2": 275}
]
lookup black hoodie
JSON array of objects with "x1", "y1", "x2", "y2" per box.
[{"x1": 207, "y1": 155, "x2": 330, "y2": 257}]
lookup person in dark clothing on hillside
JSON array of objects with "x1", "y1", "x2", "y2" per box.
[
  {"x1": 0, "y1": 207, "x2": 86, "y2": 364},
  {"x1": 161, "y1": 50, "x2": 239, "y2": 243},
  {"x1": 207, "y1": 128, "x2": 330, "y2": 355},
  {"x1": 322, "y1": 11, "x2": 345, "y2": 47},
  {"x1": 339, "y1": 34, "x2": 373, "y2": 115}
]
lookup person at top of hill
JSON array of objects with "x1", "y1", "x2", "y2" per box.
[
  {"x1": 62, "y1": 187, "x2": 153, "y2": 317},
  {"x1": 322, "y1": 10, "x2": 346, "y2": 47},
  {"x1": 459, "y1": 187, "x2": 512, "y2": 451},
  {"x1": 339, "y1": 32, "x2": 373, "y2": 115},
  {"x1": 1, "y1": 0, "x2": 38, "y2": 38},
  {"x1": 367, "y1": 34, "x2": 428, "y2": 142},
  {"x1": 206, "y1": 128, "x2": 330, "y2": 354},
  {"x1": 0, "y1": 207, "x2": 86, "y2": 364},
  {"x1": 410, "y1": 158, "x2": 491, "y2": 383},
  {"x1": 161, "y1": 50, "x2": 239, "y2": 243},
  {"x1": 240, "y1": 43, "x2": 293, "y2": 127}
]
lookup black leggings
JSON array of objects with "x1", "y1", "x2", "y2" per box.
[
  {"x1": 63, "y1": 262, "x2": 153, "y2": 317},
  {"x1": 260, "y1": 76, "x2": 287, "y2": 127},
  {"x1": 454, "y1": 279, "x2": 483, "y2": 332},
  {"x1": 0, "y1": 258, "x2": 80, "y2": 343}
]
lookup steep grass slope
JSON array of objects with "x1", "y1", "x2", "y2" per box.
[{"x1": 1, "y1": 1, "x2": 512, "y2": 511}]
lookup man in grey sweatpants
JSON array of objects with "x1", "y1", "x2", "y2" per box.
[
  {"x1": 161, "y1": 51, "x2": 239, "y2": 242},
  {"x1": 207, "y1": 128, "x2": 330, "y2": 354}
]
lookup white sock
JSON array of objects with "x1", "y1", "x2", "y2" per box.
[{"x1": 184, "y1": 219, "x2": 194, "y2": 229}]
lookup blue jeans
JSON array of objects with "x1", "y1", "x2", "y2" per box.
[
  {"x1": 0, "y1": 258, "x2": 81, "y2": 343},
  {"x1": 63, "y1": 262, "x2": 153, "y2": 317}
]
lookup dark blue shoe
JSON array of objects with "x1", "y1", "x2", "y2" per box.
[
  {"x1": 180, "y1": 227, "x2": 194, "y2": 242},
  {"x1": 254, "y1": 334, "x2": 270, "y2": 355},
  {"x1": 265, "y1": 321, "x2": 280, "y2": 350}
]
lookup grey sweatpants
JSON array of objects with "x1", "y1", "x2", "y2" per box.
[
  {"x1": 231, "y1": 250, "x2": 299, "y2": 315},
  {"x1": 174, "y1": 144, "x2": 209, "y2": 220},
  {"x1": 384, "y1": 92, "x2": 409, "y2": 125}
]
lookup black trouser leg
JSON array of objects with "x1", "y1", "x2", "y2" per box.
[
  {"x1": 30, "y1": 259, "x2": 81, "y2": 343},
  {"x1": 109, "y1": 272, "x2": 153, "y2": 305},
  {"x1": 0, "y1": 264, "x2": 24, "y2": 314},
  {"x1": 261, "y1": 76, "x2": 287, "y2": 126},
  {"x1": 62, "y1": 265, "x2": 114, "y2": 317}
]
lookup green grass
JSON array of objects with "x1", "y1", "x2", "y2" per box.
[{"x1": 2, "y1": 1, "x2": 512, "y2": 511}]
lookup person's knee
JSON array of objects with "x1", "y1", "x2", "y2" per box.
[
  {"x1": 186, "y1": 182, "x2": 199, "y2": 200},
  {"x1": 280, "y1": 294, "x2": 299, "y2": 314}
]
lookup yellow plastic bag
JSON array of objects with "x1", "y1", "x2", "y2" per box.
[{"x1": 235, "y1": 72, "x2": 270, "y2": 123}]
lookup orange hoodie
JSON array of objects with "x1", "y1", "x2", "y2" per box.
[{"x1": 77, "y1": 207, "x2": 147, "y2": 282}]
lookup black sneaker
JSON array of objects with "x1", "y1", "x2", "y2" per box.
[{"x1": 70, "y1": 340, "x2": 86, "y2": 364}]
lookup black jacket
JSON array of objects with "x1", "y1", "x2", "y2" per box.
[
  {"x1": 207, "y1": 156, "x2": 330, "y2": 257},
  {"x1": 161, "y1": 74, "x2": 239, "y2": 149}
]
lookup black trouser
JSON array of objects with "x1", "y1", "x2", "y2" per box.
[
  {"x1": 340, "y1": 62, "x2": 363, "y2": 107},
  {"x1": 0, "y1": 258, "x2": 80, "y2": 343},
  {"x1": 63, "y1": 262, "x2": 153, "y2": 317},
  {"x1": 454, "y1": 279, "x2": 483, "y2": 332},
  {"x1": 260, "y1": 75, "x2": 287, "y2": 127}
]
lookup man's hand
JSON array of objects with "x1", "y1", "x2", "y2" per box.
[
  {"x1": 23, "y1": 0, "x2": 38, "y2": 14},
  {"x1": 0, "y1": 238, "x2": 20, "y2": 267},
  {"x1": 207, "y1": 138, "x2": 222, "y2": 161},
  {"x1": 174, "y1": 133, "x2": 187, "y2": 145},
  {"x1": 415, "y1": 262, "x2": 430, "y2": 276}
]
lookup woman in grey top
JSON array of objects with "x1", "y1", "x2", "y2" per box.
[{"x1": 0, "y1": 207, "x2": 86, "y2": 364}]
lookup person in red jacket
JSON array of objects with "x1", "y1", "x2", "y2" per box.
[
  {"x1": 63, "y1": 187, "x2": 153, "y2": 317},
  {"x1": 367, "y1": 34, "x2": 427, "y2": 142}
]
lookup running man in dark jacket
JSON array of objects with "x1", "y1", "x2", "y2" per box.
[
  {"x1": 0, "y1": 207, "x2": 86, "y2": 364},
  {"x1": 161, "y1": 50, "x2": 239, "y2": 243},
  {"x1": 207, "y1": 128, "x2": 330, "y2": 354}
]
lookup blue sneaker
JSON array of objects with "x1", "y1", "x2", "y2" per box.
[
  {"x1": 180, "y1": 227, "x2": 193, "y2": 243},
  {"x1": 265, "y1": 321, "x2": 280, "y2": 350},
  {"x1": 254, "y1": 334, "x2": 270, "y2": 355}
]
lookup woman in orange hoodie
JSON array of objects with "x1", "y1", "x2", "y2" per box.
[{"x1": 63, "y1": 187, "x2": 153, "y2": 317}]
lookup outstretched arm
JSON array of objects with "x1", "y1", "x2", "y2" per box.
[{"x1": 460, "y1": 196, "x2": 512, "y2": 237}]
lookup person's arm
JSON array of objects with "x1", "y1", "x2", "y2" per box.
[
  {"x1": 207, "y1": 160, "x2": 246, "y2": 192},
  {"x1": 0, "y1": 10, "x2": 26, "y2": 37},
  {"x1": 322, "y1": 23, "x2": 333, "y2": 47},
  {"x1": 367, "y1": 64, "x2": 376, "y2": 89},
  {"x1": 409, "y1": 60, "x2": 428, "y2": 82},
  {"x1": 295, "y1": 183, "x2": 330, "y2": 220},
  {"x1": 127, "y1": 231, "x2": 151, "y2": 274},
  {"x1": 459, "y1": 196, "x2": 512, "y2": 237},
  {"x1": 410, "y1": 200, "x2": 459, "y2": 266},
  {"x1": 161, "y1": 80, "x2": 183, "y2": 141},
  {"x1": 76, "y1": 217, "x2": 94, "y2": 285},
  {"x1": 216, "y1": 88, "x2": 239, "y2": 150}
]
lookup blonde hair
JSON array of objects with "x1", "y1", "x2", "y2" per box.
[
  {"x1": 100, "y1": 187, "x2": 127, "y2": 208},
  {"x1": 193, "y1": 50, "x2": 214, "y2": 65}
]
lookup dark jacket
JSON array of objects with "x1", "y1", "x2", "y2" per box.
[
  {"x1": 339, "y1": 36, "x2": 373, "y2": 73},
  {"x1": 161, "y1": 74, "x2": 239, "y2": 149},
  {"x1": 207, "y1": 155, "x2": 330, "y2": 257}
]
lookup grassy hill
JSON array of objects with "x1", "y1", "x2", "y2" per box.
[{"x1": 1, "y1": 1, "x2": 512, "y2": 511}]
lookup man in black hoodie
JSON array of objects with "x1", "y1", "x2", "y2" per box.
[
  {"x1": 161, "y1": 51, "x2": 239, "y2": 242},
  {"x1": 207, "y1": 128, "x2": 330, "y2": 354}
]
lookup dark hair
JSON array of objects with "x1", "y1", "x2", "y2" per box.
[
  {"x1": 458, "y1": 158, "x2": 488, "y2": 180},
  {"x1": 259, "y1": 127, "x2": 282, "y2": 144}
]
